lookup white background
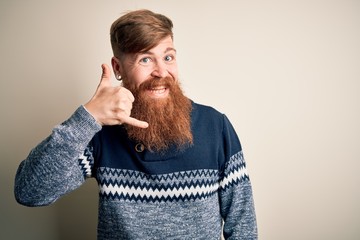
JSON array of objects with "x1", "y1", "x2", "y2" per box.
[{"x1": 1, "y1": 0, "x2": 359, "y2": 239}]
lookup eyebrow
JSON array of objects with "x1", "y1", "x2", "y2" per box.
[
  {"x1": 139, "y1": 47, "x2": 177, "y2": 56},
  {"x1": 164, "y1": 47, "x2": 177, "y2": 53}
]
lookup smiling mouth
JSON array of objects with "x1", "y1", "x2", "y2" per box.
[
  {"x1": 150, "y1": 87, "x2": 166, "y2": 93},
  {"x1": 147, "y1": 86, "x2": 168, "y2": 98}
]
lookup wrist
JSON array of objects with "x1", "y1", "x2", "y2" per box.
[{"x1": 83, "y1": 103, "x2": 103, "y2": 126}]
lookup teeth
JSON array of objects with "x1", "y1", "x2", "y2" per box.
[
  {"x1": 151, "y1": 88, "x2": 166, "y2": 94},
  {"x1": 149, "y1": 87, "x2": 166, "y2": 94}
]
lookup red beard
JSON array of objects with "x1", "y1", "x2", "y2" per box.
[{"x1": 123, "y1": 76, "x2": 193, "y2": 152}]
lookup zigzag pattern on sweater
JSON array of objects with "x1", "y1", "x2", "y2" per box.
[
  {"x1": 220, "y1": 151, "x2": 249, "y2": 190},
  {"x1": 97, "y1": 151, "x2": 248, "y2": 202},
  {"x1": 98, "y1": 167, "x2": 219, "y2": 183},
  {"x1": 98, "y1": 168, "x2": 219, "y2": 203},
  {"x1": 78, "y1": 145, "x2": 94, "y2": 178}
]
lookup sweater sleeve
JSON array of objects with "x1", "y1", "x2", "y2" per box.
[
  {"x1": 14, "y1": 106, "x2": 102, "y2": 207},
  {"x1": 219, "y1": 115, "x2": 258, "y2": 239}
]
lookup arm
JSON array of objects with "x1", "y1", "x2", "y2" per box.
[
  {"x1": 219, "y1": 115, "x2": 258, "y2": 239},
  {"x1": 14, "y1": 106, "x2": 102, "y2": 206},
  {"x1": 15, "y1": 64, "x2": 148, "y2": 207}
]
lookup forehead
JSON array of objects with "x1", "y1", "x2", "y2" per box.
[
  {"x1": 121, "y1": 36, "x2": 176, "y2": 64},
  {"x1": 137, "y1": 36, "x2": 175, "y2": 56}
]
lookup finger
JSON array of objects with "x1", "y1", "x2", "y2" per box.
[
  {"x1": 122, "y1": 116, "x2": 149, "y2": 128},
  {"x1": 98, "y1": 64, "x2": 112, "y2": 88},
  {"x1": 118, "y1": 86, "x2": 135, "y2": 102}
]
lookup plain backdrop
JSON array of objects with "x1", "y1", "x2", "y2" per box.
[{"x1": 1, "y1": 0, "x2": 359, "y2": 239}]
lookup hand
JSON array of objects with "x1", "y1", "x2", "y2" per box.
[{"x1": 84, "y1": 64, "x2": 149, "y2": 128}]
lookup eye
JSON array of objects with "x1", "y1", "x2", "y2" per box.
[
  {"x1": 164, "y1": 55, "x2": 174, "y2": 62},
  {"x1": 139, "y1": 57, "x2": 151, "y2": 64}
]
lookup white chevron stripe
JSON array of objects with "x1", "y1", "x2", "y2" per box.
[
  {"x1": 100, "y1": 182, "x2": 219, "y2": 199},
  {"x1": 219, "y1": 166, "x2": 248, "y2": 189},
  {"x1": 79, "y1": 153, "x2": 92, "y2": 177}
]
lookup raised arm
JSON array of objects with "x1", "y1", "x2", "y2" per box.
[
  {"x1": 14, "y1": 64, "x2": 148, "y2": 206},
  {"x1": 14, "y1": 106, "x2": 101, "y2": 206}
]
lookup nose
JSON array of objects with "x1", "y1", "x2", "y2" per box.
[{"x1": 151, "y1": 61, "x2": 168, "y2": 78}]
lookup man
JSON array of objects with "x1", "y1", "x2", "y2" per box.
[{"x1": 15, "y1": 9, "x2": 257, "y2": 239}]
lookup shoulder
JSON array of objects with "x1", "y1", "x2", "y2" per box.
[
  {"x1": 190, "y1": 101, "x2": 228, "y2": 138},
  {"x1": 191, "y1": 101, "x2": 224, "y2": 119},
  {"x1": 191, "y1": 100, "x2": 238, "y2": 138}
]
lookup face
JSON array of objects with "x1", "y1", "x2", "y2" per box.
[{"x1": 112, "y1": 36, "x2": 178, "y2": 99}]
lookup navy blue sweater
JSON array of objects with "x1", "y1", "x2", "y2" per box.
[{"x1": 15, "y1": 102, "x2": 257, "y2": 239}]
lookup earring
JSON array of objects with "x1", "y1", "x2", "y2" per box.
[{"x1": 116, "y1": 75, "x2": 122, "y2": 81}]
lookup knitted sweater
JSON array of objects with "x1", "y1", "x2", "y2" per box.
[{"x1": 15, "y1": 102, "x2": 257, "y2": 239}]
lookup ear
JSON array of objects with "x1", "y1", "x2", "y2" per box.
[{"x1": 111, "y1": 57, "x2": 123, "y2": 79}]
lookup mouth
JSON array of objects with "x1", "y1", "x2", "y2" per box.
[{"x1": 147, "y1": 86, "x2": 169, "y2": 98}]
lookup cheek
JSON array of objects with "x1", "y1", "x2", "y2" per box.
[
  {"x1": 128, "y1": 68, "x2": 151, "y2": 87},
  {"x1": 168, "y1": 66, "x2": 179, "y2": 80},
  {"x1": 171, "y1": 72, "x2": 179, "y2": 82},
  {"x1": 134, "y1": 75, "x2": 150, "y2": 88}
]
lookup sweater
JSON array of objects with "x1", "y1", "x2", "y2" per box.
[{"x1": 14, "y1": 101, "x2": 257, "y2": 239}]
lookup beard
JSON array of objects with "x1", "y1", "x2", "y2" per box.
[{"x1": 123, "y1": 76, "x2": 193, "y2": 153}]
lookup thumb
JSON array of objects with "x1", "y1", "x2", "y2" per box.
[{"x1": 98, "y1": 64, "x2": 112, "y2": 87}]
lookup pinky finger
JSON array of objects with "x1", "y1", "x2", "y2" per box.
[{"x1": 123, "y1": 116, "x2": 149, "y2": 129}]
